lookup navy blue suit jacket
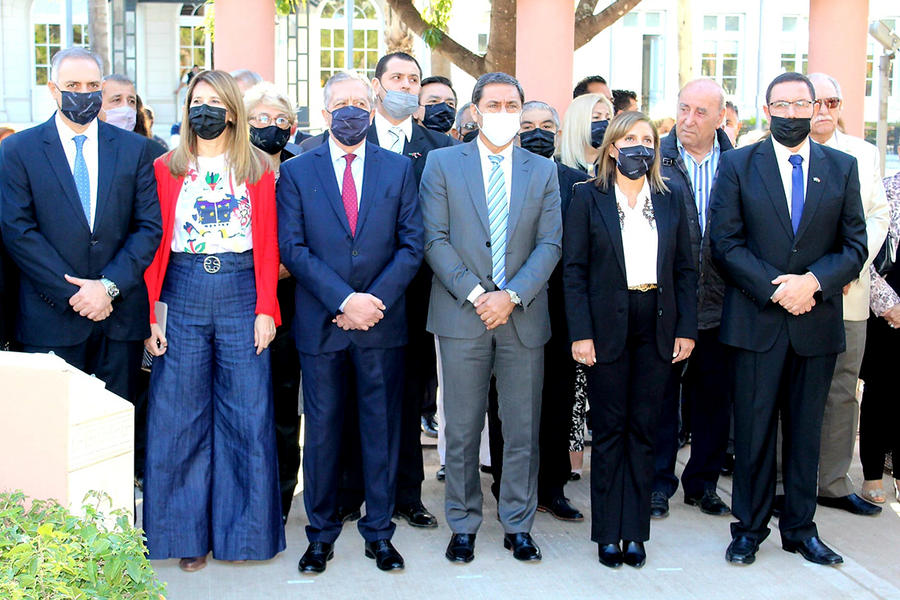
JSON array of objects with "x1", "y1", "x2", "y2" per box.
[
  {"x1": 708, "y1": 137, "x2": 867, "y2": 356},
  {"x1": 276, "y1": 141, "x2": 424, "y2": 354},
  {"x1": 0, "y1": 115, "x2": 162, "y2": 345}
]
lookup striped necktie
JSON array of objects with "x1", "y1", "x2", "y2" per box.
[{"x1": 487, "y1": 154, "x2": 508, "y2": 289}]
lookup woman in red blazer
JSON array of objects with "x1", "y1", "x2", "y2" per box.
[{"x1": 142, "y1": 70, "x2": 284, "y2": 571}]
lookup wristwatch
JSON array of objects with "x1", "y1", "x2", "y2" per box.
[
  {"x1": 100, "y1": 277, "x2": 120, "y2": 299},
  {"x1": 505, "y1": 289, "x2": 522, "y2": 306}
]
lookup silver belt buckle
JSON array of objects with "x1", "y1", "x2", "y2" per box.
[{"x1": 203, "y1": 255, "x2": 221, "y2": 274}]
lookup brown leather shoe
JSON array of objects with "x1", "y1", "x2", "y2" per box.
[{"x1": 178, "y1": 555, "x2": 208, "y2": 572}]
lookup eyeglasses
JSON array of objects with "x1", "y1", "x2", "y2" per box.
[
  {"x1": 249, "y1": 114, "x2": 291, "y2": 129},
  {"x1": 815, "y1": 97, "x2": 841, "y2": 110},
  {"x1": 768, "y1": 100, "x2": 814, "y2": 111},
  {"x1": 461, "y1": 122, "x2": 478, "y2": 131}
]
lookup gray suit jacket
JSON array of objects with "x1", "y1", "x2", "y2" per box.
[{"x1": 420, "y1": 141, "x2": 562, "y2": 348}]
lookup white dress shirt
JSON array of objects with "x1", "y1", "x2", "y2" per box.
[
  {"x1": 374, "y1": 111, "x2": 412, "y2": 153},
  {"x1": 55, "y1": 112, "x2": 99, "y2": 230},
  {"x1": 328, "y1": 135, "x2": 366, "y2": 208},
  {"x1": 466, "y1": 138, "x2": 515, "y2": 303},
  {"x1": 771, "y1": 136, "x2": 811, "y2": 216},
  {"x1": 615, "y1": 180, "x2": 658, "y2": 287}
]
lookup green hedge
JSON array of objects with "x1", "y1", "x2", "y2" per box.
[{"x1": 0, "y1": 491, "x2": 165, "y2": 599}]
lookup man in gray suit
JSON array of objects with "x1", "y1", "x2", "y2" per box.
[{"x1": 419, "y1": 72, "x2": 562, "y2": 564}]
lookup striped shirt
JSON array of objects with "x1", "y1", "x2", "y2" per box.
[{"x1": 677, "y1": 136, "x2": 721, "y2": 235}]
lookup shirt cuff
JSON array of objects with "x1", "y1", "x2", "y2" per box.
[
  {"x1": 467, "y1": 284, "x2": 486, "y2": 304},
  {"x1": 339, "y1": 292, "x2": 355, "y2": 313}
]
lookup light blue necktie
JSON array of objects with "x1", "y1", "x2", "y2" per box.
[
  {"x1": 789, "y1": 154, "x2": 804, "y2": 234},
  {"x1": 73, "y1": 134, "x2": 91, "y2": 224},
  {"x1": 487, "y1": 154, "x2": 508, "y2": 289}
]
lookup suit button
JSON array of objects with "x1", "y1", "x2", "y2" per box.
[
  {"x1": 487, "y1": 275, "x2": 492, "y2": 280},
  {"x1": 657, "y1": 286, "x2": 663, "y2": 294},
  {"x1": 90, "y1": 239, "x2": 98, "y2": 246},
  {"x1": 792, "y1": 248, "x2": 798, "y2": 253},
  {"x1": 658, "y1": 309, "x2": 663, "y2": 317},
  {"x1": 352, "y1": 250, "x2": 359, "y2": 257},
  {"x1": 486, "y1": 241, "x2": 491, "y2": 247}
]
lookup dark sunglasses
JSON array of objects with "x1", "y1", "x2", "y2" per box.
[{"x1": 816, "y1": 97, "x2": 841, "y2": 110}]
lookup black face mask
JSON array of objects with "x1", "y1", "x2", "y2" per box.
[
  {"x1": 615, "y1": 145, "x2": 655, "y2": 180},
  {"x1": 328, "y1": 106, "x2": 371, "y2": 146},
  {"x1": 519, "y1": 128, "x2": 556, "y2": 158},
  {"x1": 462, "y1": 129, "x2": 479, "y2": 143},
  {"x1": 769, "y1": 115, "x2": 811, "y2": 148},
  {"x1": 250, "y1": 125, "x2": 291, "y2": 155},
  {"x1": 590, "y1": 119, "x2": 609, "y2": 148},
  {"x1": 189, "y1": 104, "x2": 228, "y2": 140},
  {"x1": 422, "y1": 102, "x2": 456, "y2": 134},
  {"x1": 58, "y1": 90, "x2": 103, "y2": 125}
]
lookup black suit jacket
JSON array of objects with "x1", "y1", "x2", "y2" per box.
[
  {"x1": 0, "y1": 116, "x2": 162, "y2": 346},
  {"x1": 563, "y1": 181, "x2": 698, "y2": 363},
  {"x1": 708, "y1": 137, "x2": 867, "y2": 356}
]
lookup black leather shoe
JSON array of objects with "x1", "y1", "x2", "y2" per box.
[
  {"x1": 503, "y1": 532, "x2": 541, "y2": 561},
  {"x1": 421, "y1": 414, "x2": 438, "y2": 438},
  {"x1": 445, "y1": 533, "x2": 476, "y2": 563},
  {"x1": 298, "y1": 542, "x2": 334, "y2": 574},
  {"x1": 685, "y1": 489, "x2": 731, "y2": 516},
  {"x1": 598, "y1": 542, "x2": 623, "y2": 568},
  {"x1": 726, "y1": 535, "x2": 759, "y2": 565},
  {"x1": 537, "y1": 497, "x2": 584, "y2": 521},
  {"x1": 365, "y1": 539, "x2": 404, "y2": 571},
  {"x1": 720, "y1": 453, "x2": 735, "y2": 476},
  {"x1": 650, "y1": 491, "x2": 669, "y2": 519},
  {"x1": 783, "y1": 536, "x2": 843, "y2": 565},
  {"x1": 436, "y1": 466, "x2": 445, "y2": 481},
  {"x1": 335, "y1": 505, "x2": 361, "y2": 523},
  {"x1": 622, "y1": 541, "x2": 646, "y2": 568},
  {"x1": 393, "y1": 501, "x2": 438, "y2": 528},
  {"x1": 817, "y1": 493, "x2": 882, "y2": 516},
  {"x1": 771, "y1": 494, "x2": 785, "y2": 519}
]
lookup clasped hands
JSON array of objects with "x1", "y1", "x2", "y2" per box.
[
  {"x1": 475, "y1": 291, "x2": 515, "y2": 330},
  {"x1": 333, "y1": 293, "x2": 386, "y2": 331},
  {"x1": 771, "y1": 273, "x2": 819, "y2": 316},
  {"x1": 65, "y1": 274, "x2": 112, "y2": 321},
  {"x1": 572, "y1": 337, "x2": 694, "y2": 366}
]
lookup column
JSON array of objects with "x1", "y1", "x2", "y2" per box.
[
  {"x1": 214, "y1": 0, "x2": 276, "y2": 81},
  {"x1": 515, "y1": 0, "x2": 575, "y2": 119}
]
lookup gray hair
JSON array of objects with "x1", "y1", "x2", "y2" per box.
[
  {"x1": 455, "y1": 102, "x2": 473, "y2": 129},
  {"x1": 677, "y1": 78, "x2": 726, "y2": 112},
  {"x1": 50, "y1": 47, "x2": 103, "y2": 82},
  {"x1": 102, "y1": 73, "x2": 134, "y2": 87},
  {"x1": 230, "y1": 69, "x2": 263, "y2": 87},
  {"x1": 471, "y1": 72, "x2": 524, "y2": 107},
  {"x1": 323, "y1": 71, "x2": 375, "y2": 109},
  {"x1": 807, "y1": 72, "x2": 843, "y2": 100},
  {"x1": 522, "y1": 101, "x2": 560, "y2": 130},
  {"x1": 244, "y1": 81, "x2": 296, "y2": 124}
]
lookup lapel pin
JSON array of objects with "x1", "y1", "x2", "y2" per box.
[
  {"x1": 812, "y1": 177, "x2": 821, "y2": 183},
  {"x1": 408, "y1": 152, "x2": 422, "y2": 159}
]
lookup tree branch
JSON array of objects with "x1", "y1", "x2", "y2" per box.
[
  {"x1": 484, "y1": 0, "x2": 516, "y2": 75},
  {"x1": 385, "y1": 0, "x2": 485, "y2": 78},
  {"x1": 574, "y1": 0, "x2": 644, "y2": 50},
  {"x1": 574, "y1": 0, "x2": 601, "y2": 23}
]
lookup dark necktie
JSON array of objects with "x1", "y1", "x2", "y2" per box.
[
  {"x1": 342, "y1": 154, "x2": 358, "y2": 235},
  {"x1": 789, "y1": 154, "x2": 804, "y2": 234}
]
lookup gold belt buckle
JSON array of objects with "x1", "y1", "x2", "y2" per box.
[{"x1": 628, "y1": 283, "x2": 657, "y2": 292}]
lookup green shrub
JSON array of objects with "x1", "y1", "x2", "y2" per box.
[{"x1": 0, "y1": 490, "x2": 166, "y2": 599}]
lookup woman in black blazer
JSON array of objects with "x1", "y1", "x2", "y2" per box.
[{"x1": 563, "y1": 111, "x2": 697, "y2": 569}]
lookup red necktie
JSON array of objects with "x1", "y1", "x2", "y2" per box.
[{"x1": 342, "y1": 154, "x2": 358, "y2": 235}]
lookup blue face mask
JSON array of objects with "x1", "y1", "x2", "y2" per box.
[
  {"x1": 58, "y1": 89, "x2": 103, "y2": 125},
  {"x1": 615, "y1": 144, "x2": 655, "y2": 180},
  {"x1": 380, "y1": 89, "x2": 420, "y2": 120},
  {"x1": 590, "y1": 119, "x2": 609, "y2": 148},
  {"x1": 422, "y1": 102, "x2": 455, "y2": 133},
  {"x1": 329, "y1": 106, "x2": 371, "y2": 146}
]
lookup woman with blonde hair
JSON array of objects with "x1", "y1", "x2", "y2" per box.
[
  {"x1": 563, "y1": 111, "x2": 697, "y2": 569},
  {"x1": 142, "y1": 70, "x2": 284, "y2": 571},
  {"x1": 559, "y1": 93, "x2": 614, "y2": 175}
]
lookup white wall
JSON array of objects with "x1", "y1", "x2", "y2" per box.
[
  {"x1": 137, "y1": 2, "x2": 180, "y2": 131},
  {"x1": 1, "y1": 0, "x2": 37, "y2": 123}
]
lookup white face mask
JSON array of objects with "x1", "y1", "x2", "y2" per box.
[
  {"x1": 477, "y1": 109, "x2": 522, "y2": 147},
  {"x1": 105, "y1": 105, "x2": 137, "y2": 131}
]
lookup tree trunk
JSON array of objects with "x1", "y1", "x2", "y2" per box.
[
  {"x1": 483, "y1": 0, "x2": 516, "y2": 75},
  {"x1": 677, "y1": 0, "x2": 693, "y2": 89},
  {"x1": 88, "y1": 0, "x2": 110, "y2": 75},
  {"x1": 430, "y1": 52, "x2": 452, "y2": 78}
]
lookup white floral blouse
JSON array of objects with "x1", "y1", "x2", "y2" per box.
[{"x1": 869, "y1": 172, "x2": 900, "y2": 316}]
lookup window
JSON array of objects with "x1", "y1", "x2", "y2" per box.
[
  {"x1": 699, "y1": 15, "x2": 743, "y2": 95},
  {"x1": 645, "y1": 12, "x2": 661, "y2": 28},
  {"x1": 34, "y1": 24, "x2": 61, "y2": 85},
  {"x1": 782, "y1": 16, "x2": 797, "y2": 32},
  {"x1": 318, "y1": 0, "x2": 381, "y2": 88},
  {"x1": 623, "y1": 12, "x2": 638, "y2": 27},
  {"x1": 779, "y1": 16, "x2": 808, "y2": 75},
  {"x1": 71, "y1": 24, "x2": 90, "y2": 48},
  {"x1": 178, "y1": 3, "x2": 210, "y2": 81},
  {"x1": 477, "y1": 33, "x2": 488, "y2": 54}
]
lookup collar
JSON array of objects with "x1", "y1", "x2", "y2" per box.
[
  {"x1": 771, "y1": 135, "x2": 811, "y2": 166},
  {"x1": 676, "y1": 133, "x2": 719, "y2": 165},
  {"x1": 614, "y1": 178, "x2": 652, "y2": 207},
  {"x1": 374, "y1": 111, "x2": 412, "y2": 142},
  {"x1": 55, "y1": 111, "x2": 98, "y2": 144},
  {"x1": 822, "y1": 130, "x2": 841, "y2": 149},
  {"x1": 476, "y1": 135, "x2": 514, "y2": 162},
  {"x1": 327, "y1": 134, "x2": 366, "y2": 165}
]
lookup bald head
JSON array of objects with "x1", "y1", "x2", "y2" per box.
[{"x1": 676, "y1": 78, "x2": 726, "y2": 157}]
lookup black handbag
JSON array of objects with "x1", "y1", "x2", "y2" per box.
[{"x1": 874, "y1": 229, "x2": 897, "y2": 276}]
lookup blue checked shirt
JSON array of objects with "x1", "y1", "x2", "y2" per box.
[{"x1": 676, "y1": 136, "x2": 720, "y2": 236}]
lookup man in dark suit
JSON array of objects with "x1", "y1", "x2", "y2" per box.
[
  {"x1": 277, "y1": 71, "x2": 423, "y2": 574},
  {"x1": 420, "y1": 72, "x2": 562, "y2": 563},
  {"x1": 0, "y1": 47, "x2": 161, "y2": 403},
  {"x1": 708, "y1": 72, "x2": 867, "y2": 566}
]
